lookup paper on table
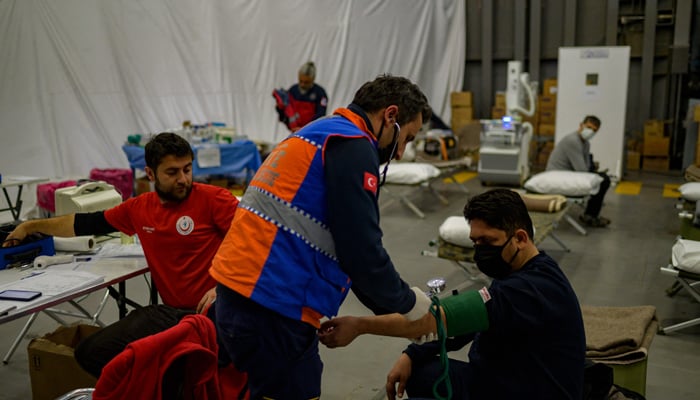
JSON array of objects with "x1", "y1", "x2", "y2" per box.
[
  {"x1": 197, "y1": 145, "x2": 222, "y2": 168},
  {"x1": 0, "y1": 270, "x2": 104, "y2": 297},
  {"x1": 54, "y1": 236, "x2": 95, "y2": 252},
  {"x1": 97, "y1": 242, "x2": 145, "y2": 258}
]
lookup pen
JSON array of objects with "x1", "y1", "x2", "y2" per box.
[{"x1": 21, "y1": 271, "x2": 45, "y2": 280}]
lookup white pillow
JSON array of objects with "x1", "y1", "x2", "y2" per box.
[
  {"x1": 524, "y1": 171, "x2": 603, "y2": 197},
  {"x1": 438, "y1": 216, "x2": 472, "y2": 248},
  {"x1": 382, "y1": 163, "x2": 441, "y2": 185},
  {"x1": 672, "y1": 238, "x2": 700, "y2": 273},
  {"x1": 678, "y1": 182, "x2": 700, "y2": 201}
]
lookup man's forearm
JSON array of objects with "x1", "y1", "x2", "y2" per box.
[
  {"x1": 22, "y1": 214, "x2": 76, "y2": 237},
  {"x1": 356, "y1": 312, "x2": 438, "y2": 339}
]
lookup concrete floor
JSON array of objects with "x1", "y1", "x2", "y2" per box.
[{"x1": 1, "y1": 169, "x2": 699, "y2": 399}]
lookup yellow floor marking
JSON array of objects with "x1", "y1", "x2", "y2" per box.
[
  {"x1": 615, "y1": 181, "x2": 642, "y2": 195},
  {"x1": 443, "y1": 171, "x2": 477, "y2": 184},
  {"x1": 663, "y1": 183, "x2": 681, "y2": 198}
]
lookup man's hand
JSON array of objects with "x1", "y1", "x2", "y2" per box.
[
  {"x1": 318, "y1": 316, "x2": 361, "y2": 348},
  {"x1": 196, "y1": 287, "x2": 217, "y2": 314},
  {"x1": 386, "y1": 353, "x2": 413, "y2": 399},
  {"x1": 2, "y1": 225, "x2": 28, "y2": 247}
]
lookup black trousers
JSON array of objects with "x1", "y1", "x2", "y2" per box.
[
  {"x1": 405, "y1": 356, "x2": 473, "y2": 399},
  {"x1": 74, "y1": 304, "x2": 195, "y2": 377},
  {"x1": 584, "y1": 172, "x2": 610, "y2": 218}
]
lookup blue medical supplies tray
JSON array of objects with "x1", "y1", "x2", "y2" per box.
[{"x1": 0, "y1": 224, "x2": 55, "y2": 270}]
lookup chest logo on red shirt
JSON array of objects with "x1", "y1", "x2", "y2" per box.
[
  {"x1": 363, "y1": 172, "x2": 378, "y2": 195},
  {"x1": 176, "y1": 216, "x2": 195, "y2": 236}
]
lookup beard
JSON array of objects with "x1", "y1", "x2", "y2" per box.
[{"x1": 155, "y1": 180, "x2": 192, "y2": 203}]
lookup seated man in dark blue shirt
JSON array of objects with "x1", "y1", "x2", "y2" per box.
[{"x1": 319, "y1": 189, "x2": 586, "y2": 400}]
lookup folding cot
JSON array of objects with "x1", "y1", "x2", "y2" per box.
[
  {"x1": 380, "y1": 126, "x2": 476, "y2": 218},
  {"x1": 659, "y1": 238, "x2": 700, "y2": 334},
  {"x1": 523, "y1": 170, "x2": 606, "y2": 236},
  {"x1": 380, "y1": 159, "x2": 471, "y2": 219}
]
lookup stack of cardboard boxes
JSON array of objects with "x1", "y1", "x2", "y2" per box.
[
  {"x1": 626, "y1": 135, "x2": 643, "y2": 171},
  {"x1": 450, "y1": 91, "x2": 479, "y2": 162},
  {"x1": 538, "y1": 78, "x2": 557, "y2": 136},
  {"x1": 492, "y1": 92, "x2": 506, "y2": 119},
  {"x1": 536, "y1": 79, "x2": 557, "y2": 167},
  {"x1": 641, "y1": 120, "x2": 669, "y2": 171},
  {"x1": 528, "y1": 78, "x2": 557, "y2": 169},
  {"x1": 450, "y1": 91, "x2": 474, "y2": 132}
]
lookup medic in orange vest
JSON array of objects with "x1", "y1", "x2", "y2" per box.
[{"x1": 212, "y1": 75, "x2": 434, "y2": 398}]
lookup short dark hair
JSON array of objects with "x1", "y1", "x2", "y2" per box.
[
  {"x1": 352, "y1": 75, "x2": 432, "y2": 126},
  {"x1": 463, "y1": 189, "x2": 534, "y2": 239},
  {"x1": 583, "y1": 115, "x2": 601, "y2": 129},
  {"x1": 144, "y1": 132, "x2": 193, "y2": 171}
]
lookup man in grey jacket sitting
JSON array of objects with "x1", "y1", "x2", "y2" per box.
[{"x1": 546, "y1": 115, "x2": 610, "y2": 227}]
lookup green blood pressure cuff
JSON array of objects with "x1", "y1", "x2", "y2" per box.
[{"x1": 441, "y1": 289, "x2": 489, "y2": 336}]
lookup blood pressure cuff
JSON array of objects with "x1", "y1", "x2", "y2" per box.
[{"x1": 441, "y1": 289, "x2": 489, "y2": 337}]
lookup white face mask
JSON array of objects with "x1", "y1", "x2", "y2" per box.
[{"x1": 580, "y1": 127, "x2": 596, "y2": 140}]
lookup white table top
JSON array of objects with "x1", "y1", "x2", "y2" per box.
[
  {"x1": 0, "y1": 256, "x2": 148, "y2": 324},
  {"x1": 0, "y1": 176, "x2": 48, "y2": 188}
]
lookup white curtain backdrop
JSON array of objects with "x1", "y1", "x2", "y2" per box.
[{"x1": 0, "y1": 0, "x2": 465, "y2": 179}]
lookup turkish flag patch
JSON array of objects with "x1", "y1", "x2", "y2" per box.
[{"x1": 363, "y1": 172, "x2": 378, "y2": 195}]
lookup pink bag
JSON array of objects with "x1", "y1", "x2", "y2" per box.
[
  {"x1": 89, "y1": 168, "x2": 133, "y2": 201},
  {"x1": 36, "y1": 180, "x2": 77, "y2": 213}
]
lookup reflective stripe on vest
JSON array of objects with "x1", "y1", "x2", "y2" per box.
[{"x1": 239, "y1": 186, "x2": 337, "y2": 261}]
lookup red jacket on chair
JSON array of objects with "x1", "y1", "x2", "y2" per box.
[{"x1": 93, "y1": 314, "x2": 247, "y2": 400}]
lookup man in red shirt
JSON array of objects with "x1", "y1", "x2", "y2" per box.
[{"x1": 3, "y1": 132, "x2": 239, "y2": 378}]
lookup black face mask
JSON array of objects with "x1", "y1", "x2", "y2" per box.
[
  {"x1": 377, "y1": 122, "x2": 400, "y2": 165},
  {"x1": 473, "y1": 236, "x2": 519, "y2": 279},
  {"x1": 378, "y1": 122, "x2": 400, "y2": 186}
]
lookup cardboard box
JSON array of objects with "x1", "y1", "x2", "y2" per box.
[
  {"x1": 537, "y1": 150, "x2": 553, "y2": 166},
  {"x1": 451, "y1": 106, "x2": 473, "y2": 121},
  {"x1": 539, "y1": 110, "x2": 556, "y2": 124},
  {"x1": 453, "y1": 120, "x2": 481, "y2": 154},
  {"x1": 28, "y1": 324, "x2": 101, "y2": 400},
  {"x1": 543, "y1": 78, "x2": 558, "y2": 95},
  {"x1": 134, "y1": 177, "x2": 153, "y2": 196},
  {"x1": 494, "y1": 92, "x2": 506, "y2": 107},
  {"x1": 643, "y1": 120, "x2": 665, "y2": 137},
  {"x1": 538, "y1": 124, "x2": 556, "y2": 137},
  {"x1": 642, "y1": 156, "x2": 669, "y2": 172},
  {"x1": 627, "y1": 151, "x2": 641, "y2": 171},
  {"x1": 537, "y1": 95, "x2": 557, "y2": 110},
  {"x1": 643, "y1": 136, "x2": 670, "y2": 157},
  {"x1": 450, "y1": 91, "x2": 472, "y2": 107},
  {"x1": 695, "y1": 142, "x2": 700, "y2": 166},
  {"x1": 491, "y1": 106, "x2": 506, "y2": 119},
  {"x1": 451, "y1": 106, "x2": 473, "y2": 131},
  {"x1": 694, "y1": 105, "x2": 700, "y2": 122},
  {"x1": 627, "y1": 137, "x2": 643, "y2": 153},
  {"x1": 451, "y1": 119, "x2": 472, "y2": 132}
]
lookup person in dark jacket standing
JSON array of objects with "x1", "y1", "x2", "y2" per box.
[{"x1": 274, "y1": 61, "x2": 328, "y2": 132}]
